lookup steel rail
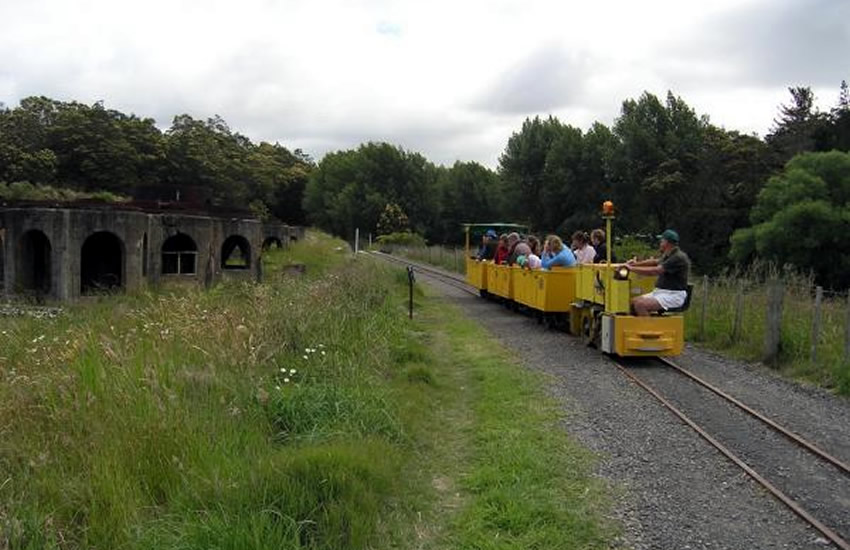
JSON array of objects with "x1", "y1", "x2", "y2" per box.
[
  {"x1": 612, "y1": 361, "x2": 850, "y2": 550},
  {"x1": 368, "y1": 252, "x2": 477, "y2": 295},
  {"x1": 658, "y1": 357, "x2": 850, "y2": 477}
]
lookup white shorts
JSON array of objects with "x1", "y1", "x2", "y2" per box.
[{"x1": 643, "y1": 288, "x2": 687, "y2": 310}]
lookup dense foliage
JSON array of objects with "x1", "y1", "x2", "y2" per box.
[
  {"x1": 0, "y1": 97, "x2": 312, "y2": 223},
  {"x1": 3, "y1": 80, "x2": 850, "y2": 278},
  {"x1": 730, "y1": 151, "x2": 850, "y2": 288}
]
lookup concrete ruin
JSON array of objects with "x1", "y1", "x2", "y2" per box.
[{"x1": 0, "y1": 200, "x2": 305, "y2": 302}]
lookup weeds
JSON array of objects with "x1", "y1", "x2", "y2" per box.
[{"x1": 0, "y1": 230, "x2": 612, "y2": 549}]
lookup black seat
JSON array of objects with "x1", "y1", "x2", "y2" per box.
[{"x1": 664, "y1": 283, "x2": 694, "y2": 314}]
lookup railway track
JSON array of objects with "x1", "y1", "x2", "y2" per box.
[
  {"x1": 616, "y1": 357, "x2": 850, "y2": 549},
  {"x1": 371, "y1": 252, "x2": 850, "y2": 548},
  {"x1": 368, "y1": 251, "x2": 477, "y2": 296}
]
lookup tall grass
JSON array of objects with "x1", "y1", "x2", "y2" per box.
[
  {"x1": 686, "y1": 263, "x2": 850, "y2": 395},
  {"x1": 0, "y1": 232, "x2": 414, "y2": 548}
]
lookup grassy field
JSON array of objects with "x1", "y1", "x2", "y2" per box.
[{"x1": 0, "y1": 232, "x2": 611, "y2": 549}]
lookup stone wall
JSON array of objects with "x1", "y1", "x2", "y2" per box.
[{"x1": 0, "y1": 205, "x2": 302, "y2": 302}]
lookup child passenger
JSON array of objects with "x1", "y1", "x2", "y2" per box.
[{"x1": 526, "y1": 235, "x2": 542, "y2": 269}]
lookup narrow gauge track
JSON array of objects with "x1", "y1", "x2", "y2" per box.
[
  {"x1": 616, "y1": 358, "x2": 850, "y2": 549},
  {"x1": 370, "y1": 252, "x2": 850, "y2": 548},
  {"x1": 368, "y1": 251, "x2": 477, "y2": 296}
]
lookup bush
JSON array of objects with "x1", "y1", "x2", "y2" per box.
[
  {"x1": 615, "y1": 235, "x2": 657, "y2": 262},
  {"x1": 374, "y1": 231, "x2": 426, "y2": 248}
]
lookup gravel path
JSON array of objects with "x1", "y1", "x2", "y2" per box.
[{"x1": 406, "y1": 266, "x2": 849, "y2": 550}]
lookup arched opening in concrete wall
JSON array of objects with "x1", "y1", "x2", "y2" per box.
[
  {"x1": 262, "y1": 236, "x2": 283, "y2": 250},
  {"x1": 17, "y1": 229, "x2": 52, "y2": 295},
  {"x1": 162, "y1": 233, "x2": 197, "y2": 275},
  {"x1": 221, "y1": 235, "x2": 251, "y2": 269},
  {"x1": 81, "y1": 231, "x2": 124, "y2": 294}
]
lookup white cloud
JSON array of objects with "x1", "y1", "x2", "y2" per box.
[{"x1": 0, "y1": 0, "x2": 847, "y2": 167}]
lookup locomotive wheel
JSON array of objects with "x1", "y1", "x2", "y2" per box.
[
  {"x1": 580, "y1": 310, "x2": 593, "y2": 345},
  {"x1": 582, "y1": 309, "x2": 601, "y2": 348}
]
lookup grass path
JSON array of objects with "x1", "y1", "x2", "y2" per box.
[{"x1": 389, "y1": 282, "x2": 613, "y2": 549}]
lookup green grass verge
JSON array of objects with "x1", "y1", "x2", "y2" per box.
[
  {"x1": 405, "y1": 297, "x2": 611, "y2": 549},
  {"x1": 0, "y1": 231, "x2": 611, "y2": 549}
]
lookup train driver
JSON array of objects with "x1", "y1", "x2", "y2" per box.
[{"x1": 625, "y1": 229, "x2": 690, "y2": 316}]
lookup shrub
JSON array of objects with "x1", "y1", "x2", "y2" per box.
[{"x1": 374, "y1": 231, "x2": 426, "y2": 248}]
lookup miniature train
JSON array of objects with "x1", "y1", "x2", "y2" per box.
[{"x1": 464, "y1": 203, "x2": 689, "y2": 357}]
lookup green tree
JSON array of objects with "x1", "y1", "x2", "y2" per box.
[
  {"x1": 376, "y1": 202, "x2": 410, "y2": 235},
  {"x1": 303, "y1": 142, "x2": 438, "y2": 240},
  {"x1": 434, "y1": 161, "x2": 498, "y2": 243},
  {"x1": 684, "y1": 125, "x2": 772, "y2": 272},
  {"x1": 245, "y1": 142, "x2": 312, "y2": 224},
  {"x1": 47, "y1": 101, "x2": 164, "y2": 192},
  {"x1": 611, "y1": 91, "x2": 705, "y2": 232},
  {"x1": 730, "y1": 151, "x2": 850, "y2": 288},
  {"x1": 164, "y1": 114, "x2": 250, "y2": 203},
  {"x1": 766, "y1": 87, "x2": 830, "y2": 164},
  {"x1": 822, "y1": 79, "x2": 850, "y2": 152},
  {"x1": 497, "y1": 116, "x2": 567, "y2": 229}
]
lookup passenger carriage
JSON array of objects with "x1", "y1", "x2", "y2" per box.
[{"x1": 463, "y1": 202, "x2": 689, "y2": 357}]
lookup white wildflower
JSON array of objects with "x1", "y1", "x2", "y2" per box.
[{"x1": 284, "y1": 378, "x2": 290, "y2": 383}]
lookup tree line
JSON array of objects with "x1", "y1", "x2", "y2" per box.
[
  {"x1": 306, "y1": 82, "x2": 850, "y2": 281},
  {"x1": 2, "y1": 81, "x2": 850, "y2": 284},
  {"x1": 0, "y1": 97, "x2": 311, "y2": 223}
]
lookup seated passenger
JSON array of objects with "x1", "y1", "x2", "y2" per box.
[
  {"x1": 493, "y1": 234, "x2": 510, "y2": 265},
  {"x1": 540, "y1": 235, "x2": 577, "y2": 269},
  {"x1": 476, "y1": 229, "x2": 498, "y2": 260},
  {"x1": 571, "y1": 230, "x2": 596, "y2": 264},
  {"x1": 526, "y1": 235, "x2": 542, "y2": 269},
  {"x1": 591, "y1": 228, "x2": 616, "y2": 263},
  {"x1": 507, "y1": 232, "x2": 532, "y2": 266},
  {"x1": 626, "y1": 229, "x2": 690, "y2": 316}
]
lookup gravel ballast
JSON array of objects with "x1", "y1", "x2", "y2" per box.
[{"x1": 405, "y1": 266, "x2": 849, "y2": 550}]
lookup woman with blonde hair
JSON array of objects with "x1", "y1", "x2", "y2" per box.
[{"x1": 541, "y1": 235, "x2": 577, "y2": 269}]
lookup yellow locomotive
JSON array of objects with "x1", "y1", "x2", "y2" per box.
[{"x1": 464, "y1": 202, "x2": 687, "y2": 357}]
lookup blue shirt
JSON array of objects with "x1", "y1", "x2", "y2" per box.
[{"x1": 541, "y1": 248, "x2": 576, "y2": 269}]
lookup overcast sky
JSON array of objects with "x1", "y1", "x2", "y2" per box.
[{"x1": 1, "y1": 0, "x2": 848, "y2": 167}]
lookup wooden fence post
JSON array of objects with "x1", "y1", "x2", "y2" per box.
[
  {"x1": 764, "y1": 279, "x2": 784, "y2": 366},
  {"x1": 811, "y1": 286, "x2": 823, "y2": 364},
  {"x1": 731, "y1": 279, "x2": 744, "y2": 343},
  {"x1": 699, "y1": 275, "x2": 709, "y2": 341},
  {"x1": 454, "y1": 247, "x2": 459, "y2": 273}
]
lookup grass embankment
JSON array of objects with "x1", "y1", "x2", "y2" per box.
[{"x1": 0, "y1": 232, "x2": 610, "y2": 549}]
